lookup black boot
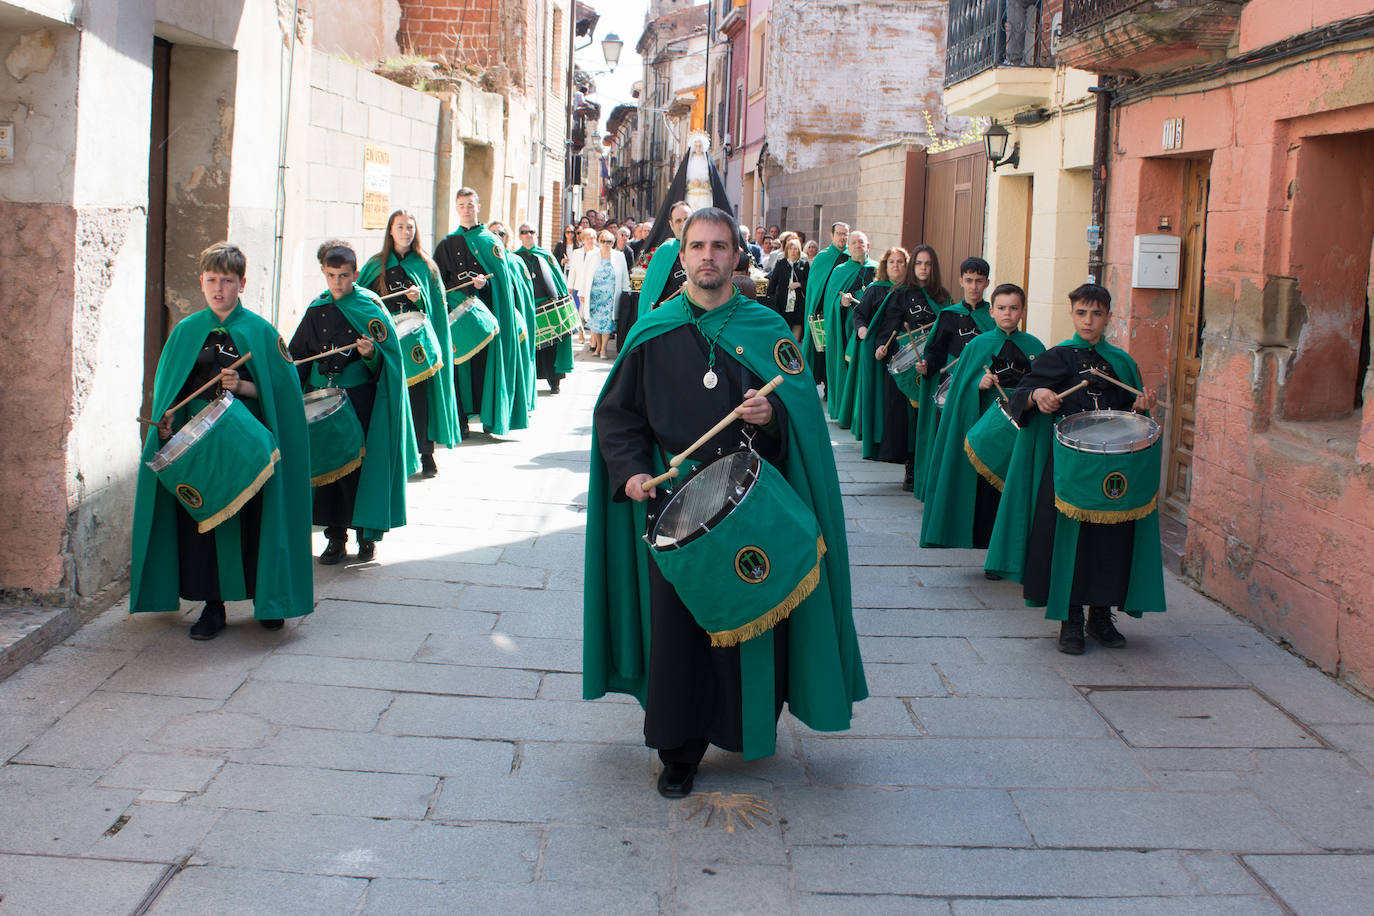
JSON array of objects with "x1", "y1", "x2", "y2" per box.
[
  {"x1": 1057, "y1": 606, "x2": 1085, "y2": 655},
  {"x1": 1087, "y1": 605, "x2": 1126, "y2": 648},
  {"x1": 420, "y1": 454, "x2": 438, "y2": 478},
  {"x1": 319, "y1": 537, "x2": 346, "y2": 565},
  {"x1": 356, "y1": 539, "x2": 376, "y2": 562},
  {"x1": 902, "y1": 458, "x2": 915, "y2": 492},
  {"x1": 190, "y1": 601, "x2": 227, "y2": 640}
]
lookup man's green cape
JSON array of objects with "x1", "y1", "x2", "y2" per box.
[
  {"x1": 520, "y1": 244, "x2": 575, "y2": 375},
  {"x1": 802, "y1": 243, "x2": 846, "y2": 381},
  {"x1": 854, "y1": 286, "x2": 917, "y2": 459},
  {"x1": 446, "y1": 225, "x2": 530, "y2": 435},
  {"x1": 825, "y1": 258, "x2": 876, "y2": 425},
  {"x1": 906, "y1": 298, "x2": 983, "y2": 502},
  {"x1": 636, "y1": 238, "x2": 680, "y2": 318},
  {"x1": 310, "y1": 285, "x2": 419, "y2": 540},
  {"x1": 131, "y1": 302, "x2": 312, "y2": 619},
  {"x1": 506, "y1": 250, "x2": 539, "y2": 410},
  {"x1": 919, "y1": 327, "x2": 1044, "y2": 548},
  {"x1": 358, "y1": 250, "x2": 461, "y2": 447},
  {"x1": 984, "y1": 334, "x2": 1166, "y2": 618},
  {"x1": 584, "y1": 293, "x2": 867, "y2": 760}
]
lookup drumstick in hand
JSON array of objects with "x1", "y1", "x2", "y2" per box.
[
  {"x1": 641, "y1": 375, "x2": 786, "y2": 492},
  {"x1": 1057, "y1": 379, "x2": 1089, "y2": 398},
  {"x1": 446, "y1": 273, "x2": 493, "y2": 294},
  {"x1": 136, "y1": 352, "x2": 253, "y2": 426},
  {"x1": 293, "y1": 343, "x2": 357, "y2": 366},
  {"x1": 984, "y1": 365, "x2": 1009, "y2": 402}
]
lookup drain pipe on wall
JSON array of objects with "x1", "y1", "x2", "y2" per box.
[
  {"x1": 1087, "y1": 76, "x2": 1114, "y2": 286},
  {"x1": 271, "y1": 0, "x2": 302, "y2": 327}
]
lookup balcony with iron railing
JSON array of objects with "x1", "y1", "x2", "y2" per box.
[
  {"x1": 943, "y1": 0, "x2": 1059, "y2": 117},
  {"x1": 1056, "y1": 0, "x2": 1247, "y2": 75}
]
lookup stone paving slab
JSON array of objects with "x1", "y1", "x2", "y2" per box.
[{"x1": 5, "y1": 351, "x2": 1374, "y2": 913}]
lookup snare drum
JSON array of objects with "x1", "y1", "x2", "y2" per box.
[
  {"x1": 646, "y1": 451, "x2": 826, "y2": 647},
  {"x1": 808, "y1": 315, "x2": 826, "y2": 352},
  {"x1": 933, "y1": 374, "x2": 953, "y2": 409},
  {"x1": 393, "y1": 312, "x2": 443, "y2": 386},
  {"x1": 534, "y1": 295, "x2": 578, "y2": 349},
  {"x1": 448, "y1": 294, "x2": 500, "y2": 364},
  {"x1": 1052, "y1": 409, "x2": 1163, "y2": 523},
  {"x1": 886, "y1": 342, "x2": 923, "y2": 402},
  {"x1": 964, "y1": 400, "x2": 1020, "y2": 491},
  {"x1": 147, "y1": 392, "x2": 280, "y2": 534},
  {"x1": 303, "y1": 388, "x2": 365, "y2": 486}
]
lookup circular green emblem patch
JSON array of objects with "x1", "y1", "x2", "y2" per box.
[
  {"x1": 773, "y1": 338, "x2": 804, "y2": 375},
  {"x1": 368, "y1": 318, "x2": 387, "y2": 342},
  {"x1": 734, "y1": 546, "x2": 771, "y2": 583},
  {"x1": 1103, "y1": 471, "x2": 1129, "y2": 501},
  {"x1": 410, "y1": 344, "x2": 426, "y2": 364},
  {"x1": 175, "y1": 484, "x2": 203, "y2": 509}
]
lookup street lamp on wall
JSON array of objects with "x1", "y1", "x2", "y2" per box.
[
  {"x1": 984, "y1": 121, "x2": 1020, "y2": 171},
  {"x1": 601, "y1": 33, "x2": 623, "y2": 70}
]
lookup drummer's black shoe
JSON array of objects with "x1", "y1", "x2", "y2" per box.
[
  {"x1": 319, "y1": 538, "x2": 346, "y2": 565},
  {"x1": 189, "y1": 602, "x2": 226, "y2": 640},
  {"x1": 984, "y1": 571, "x2": 1003, "y2": 581},
  {"x1": 258, "y1": 618, "x2": 285, "y2": 631},
  {"x1": 1087, "y1": 606, "x2": 1127, "y2": 648},
  {"x1": 357, "y1": 539, "x2": 376, "y2": 562},
  {"x1": 1058, "y1": 606, "x2": 1086, "y2": 655},
  {"x1": 902, "y1": 459, "x2": 915, "y2": 492},
  {"x1": 656, "y1": 762, "x2": 698, "y2": 799},
  {"x1": 420, "y1": 454, "x2": 438, "y2": 478},
  {"x1": 549, "y1": 380, "x2": 561, "y2": 394}
]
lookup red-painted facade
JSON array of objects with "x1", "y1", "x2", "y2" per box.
[{"x1": 1079, "y1": 0, "x2": 1374, "y2": 689}]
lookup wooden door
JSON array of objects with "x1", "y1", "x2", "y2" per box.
[
  {"x1": 1165, "y1": 157, "x2": 1210, "y2": 515},
  {"x1": 921, "y1": 141, "x2": 988, "y2": 273}
]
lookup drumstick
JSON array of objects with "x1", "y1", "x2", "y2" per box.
[
  {"x1": 1056, "y1": 379, "x2": 1089, "y2": 398},
  {"x1": 939, "y1": 354, "x2": 960, "y2": 375},
  {"x1": 880, "y1": 330, "x2": 898, "y2": 353},
  {"x1": 1088, "y1": 365, "x2": 1143, "y2": 397},
  {"x1": 984, "y1": 365, "x2": 1009, "y2": 402},
  {"x1": 292, "y1": 343, "x2": 357, "y2": 366},
  {"x1": 445, "y1": 273, "x2": 493, "y2": 294},
  {"x1": 135, "y1": 352, "x2": 253, "y2": 426},
  {"x1": 640, "y1": 375, "x2": 786, "y2": 493}
]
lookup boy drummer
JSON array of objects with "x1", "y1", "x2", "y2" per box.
[
  {"x1": 130, "y1": 243, "x2": 313, "y2": 639},
  {"x1": 985, "y1": 283, "x2": 1165, "y2": 654},
  {"x1": 289, "y1": 242, "x2": 416, "y2": 565}
]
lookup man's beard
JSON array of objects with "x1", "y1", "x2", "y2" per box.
[{"x1": 692, "y1": 271, "x2": 726, "y2": 291}]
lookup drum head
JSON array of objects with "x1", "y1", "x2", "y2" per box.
[
  {"x1": 303, "y1": 388, "x2": 347, "y2": 422},
  {"x1": 650, "y1": 451, "x2": 760, "y2": 549},
  {"x1": 934, "y1": 375, "x2": 952, "y2": 408},
  {"x1": 888, "y1": 343, "x2": 919, "y2": 373},
  {"x1": 448, "y1": 296, "x2": 481, "y2": 321},
  {"x1": 1054, "y1": 409, "x2": 1162, "y2": 454},
  {"x1": 149, "y1": 392, "x2": 234, "y2": 469},
  {"x1": 393, "y1": 312, "x2": 425, "y2": 335}
]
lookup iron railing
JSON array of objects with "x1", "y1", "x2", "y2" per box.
[
  {"x1": 1063, "y1": 0, "x2": 1147, "y2": 33},
  {"x1": 945, "y1": 0, "x2": 1006, "y2": 87}
]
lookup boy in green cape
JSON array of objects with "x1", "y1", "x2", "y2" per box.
[
  {"x1": 514, "y1": 223, "x2": 575, "y2": 394},
  {"x1": 920, "y1": 283, "x2": 1044, "y2": 551},
  {"x1": 910, "y1": 256, "x2": 994, "y2": 500},
  {"x1": 358, "y1": 209, "x2": 461, "y2": 478},
  {"x1": 985, "y1": 284, "x2": 1166, "y2": 654},
  {"x1": 290, "y1": 242, "x2": 417, "y2": 565},
  {"x1": 801, "y1": 222, "x2": 850, "y2": 389},
  {"x1": 585, "y1": 208, "x2": 866, "y2": 799},
  {"x1": 432, "y1": 188, "x2": 531, "y2": 436},
  {"x1": 131, "y1": 243, "x2": 312, "y2": 639}
]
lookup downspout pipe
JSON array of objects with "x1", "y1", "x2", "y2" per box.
[
  {"x1": 271, "y1": 0, "x2": 302, "y2": 326},
  {"x1": 1088, "y1": 77, "x2": 1114, "y2": 285}
]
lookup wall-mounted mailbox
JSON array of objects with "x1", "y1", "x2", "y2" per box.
[{"x1": 1132, "y1": 234, "x2": 1181, "y2": 289}]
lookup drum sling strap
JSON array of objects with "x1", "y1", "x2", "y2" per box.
[{"x1": 309, "y1": 360, "x2": 372, "y2": 391}]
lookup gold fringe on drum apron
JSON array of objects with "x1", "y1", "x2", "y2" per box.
[
  {"x1": 310, "y1": 448, "x2": 365, "y2": 488},
  {"x1": 197, "y1": 450, "x2": 281, "y2": 534},
  {"x1": 707, "y1": 536, "x2": 827, "y2": 648}
]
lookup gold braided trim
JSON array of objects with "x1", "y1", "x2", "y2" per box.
[
  {"x1": 909, "y1": 398, "x2": 919, "y2": 408},
  {"x1": 964, "y1": 438, "x2": 1005, "y2": 492},
  {"x1": 708, "y1": 536, "x2": 827, "y2": 648},
  {"x1": 452, "y1": 329, "x2": 498, "y2": 365},
  {"x1": 197, "y1": 450, "x2": 280, "y2": 534},
  {"x1": 406, "y1": 361, "x2": 442, "y2": 386},
  {"x1": 311, "y1": 449, "x2": 364, "y2": 487},
  {"x1": 1054, "y1": 493, "x2": 1158, "y2": 524}
]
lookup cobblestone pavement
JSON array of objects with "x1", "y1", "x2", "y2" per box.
[{"x1": 3, "y1": 351, "x2": 1374, "y2": 915}]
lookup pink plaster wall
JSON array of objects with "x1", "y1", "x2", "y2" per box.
[
  {"x1": 1103, "y1": 46, "x2": 1374, "y2": 690},
  {"x1": 0, "y1": 203, "x2": 77, "y2": 598}
]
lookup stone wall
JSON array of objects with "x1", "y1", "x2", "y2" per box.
[
  {"x1": 857, "y1": 140, "x2": 923, "y2": 256},
  {"x1": 767, "y1": 159, "x2": 861, "y2": 244}
]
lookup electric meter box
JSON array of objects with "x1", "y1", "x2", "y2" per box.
[{"x1": 1131, "y1": 234, "x2": 1181, "y2": 289}]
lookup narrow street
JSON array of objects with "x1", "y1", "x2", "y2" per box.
[{"x1": 2, "y1": 350, "x2": 1374, "y2": 915}]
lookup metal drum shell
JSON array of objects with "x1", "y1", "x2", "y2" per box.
[{"x1": 1053, "y1": 409, "x2": 1162, "y2": 454}]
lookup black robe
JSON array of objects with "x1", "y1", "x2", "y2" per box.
[
  {"x1": 515, "y1": 247, "x2": 567, "y2": 388},
  {"x1": 595, "y1": 317, "x2": 790, "y2": 758},
  {"x1": 289, "y1": 300, "x2": 377, "y2": 535},
  {"x1": 432, "y1": 230, "x2": 489, "y2": 420},
  {"x1": 967, "y1": 339, "x2": 1035, "y2": 547},
  {"x1": 862, "y1": 287, "x2": 933, "y2": 464},
  {"x1": 766, "y1": 258, "x2": 808, "y2": 326},
  {"x1": 173, "y1": 329, "x2": 262, "y2": 599},
  {"x1": 377, "y1": 263, "x2": 433, "y2": 456},
  {"x1": 1008, "y1": 345, "x2": 1138, "y2": 606}
]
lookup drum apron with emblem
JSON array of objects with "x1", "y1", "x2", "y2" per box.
[
  {"x1": 645, "y1": 450, "x2": 826, "y2": 647},
  {"x1": 964, "y1": 399, "x2": 1021, "y2": 491},
  {"x1": 393, "y1": 311, "x2": 443, "y2": 386},
  {"x1": 147, "y1": 392, "x2": 280, "y2": 534},
  {"x1": 302, "y1": 388, "x2": 366, "y2": 486},
  {"x1": 886, "y1": 341, "x2": 924, "y2": 403},
  {"x1": 1052, "y1": 409, "x2": 1163, "y2": 523},
  {"x1": 534, "y1": 295, "x2": 578, "y2": 349},
  {"x1": 447, "y1": 294, "x2": 500, "y2": 364}
]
